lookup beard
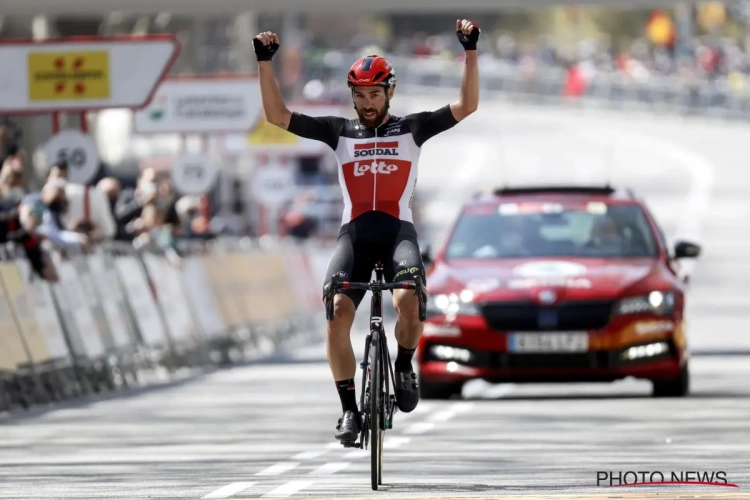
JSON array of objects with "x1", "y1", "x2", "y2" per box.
[{"x1": 355, "y1": 99, "x2": 390, "y2": 128}]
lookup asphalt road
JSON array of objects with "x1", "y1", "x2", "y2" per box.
[
  {"x1": 2, "y1": 99, "x2": 749, "y2": 499},
  {"x1": 1, "y1": 352, "x2": 747, "y2": 499}
]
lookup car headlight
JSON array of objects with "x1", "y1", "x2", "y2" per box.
[
  {"x1": 616, "y1": 291, "x2": 675, "y2": 316},
  {"x1": 426, "y1": 290, "x2": 480, "y2": 317}
]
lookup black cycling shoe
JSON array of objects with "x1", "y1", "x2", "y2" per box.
[
  {"x1": 335, "y1": 410, "x2": 361, "y2": 442},
  {"x1": 395, "y1": 369, "x2": 419, "y2": 413}
]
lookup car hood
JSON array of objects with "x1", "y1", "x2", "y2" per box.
[{"x1": 427, "y1": 257, "x2": 662, "y2": 302}]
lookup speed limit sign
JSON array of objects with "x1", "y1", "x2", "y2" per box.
[
  {"x1": 171, "y1": 154, "x2": 219, "y2": 195},
  {"x1": 42, "y1": 129, "x2": 100, "y2": 185}
]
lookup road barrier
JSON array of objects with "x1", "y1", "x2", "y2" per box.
[
  {"x1": 316, "y1": 53, "x2": 750, "y2": 121},
  {"x1": 0, "y1": 238, "x2": 330, "y2": 414}
]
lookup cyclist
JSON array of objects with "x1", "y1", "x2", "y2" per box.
[{"x1": 253, "y1": 19, "x2": 480, "y2": 443}]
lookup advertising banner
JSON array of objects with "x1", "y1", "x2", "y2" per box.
[
  {"x1": 222, "y1": 104, "x2": 348, "y2": 155},
  {"x1": 133, "y1": 75, "x2": 262, "y2": 134}
]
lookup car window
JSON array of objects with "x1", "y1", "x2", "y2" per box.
[{"x1": 445, "y1": 202, "x2": 659, "y2": 259}]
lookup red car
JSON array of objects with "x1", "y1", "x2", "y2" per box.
[{"x1": 417, "y1": 186, "x2": 701, "y2": 399}]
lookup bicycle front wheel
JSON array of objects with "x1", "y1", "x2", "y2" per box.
[{"x1": 369, "y1": 329, "x2": 382, "y2": 491}]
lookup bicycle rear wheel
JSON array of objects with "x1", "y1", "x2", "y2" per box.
[{"x1": 369, "y1": 329, "x2": 383, "y2": 491}]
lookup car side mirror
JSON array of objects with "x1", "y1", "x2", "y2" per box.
[
  {"x1": 674, "y1": 240, "x2": 701, "y2": 259},
  {"x1": 420, "y1": 243, "x2": 432, "y2": 266}
]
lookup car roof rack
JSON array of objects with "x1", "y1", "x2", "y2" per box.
[{"x1": 492, "y1": 185, "x2": 626, "y2": 197}]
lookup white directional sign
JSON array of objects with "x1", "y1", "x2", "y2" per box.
[
  {"x1": 250, "y1": 164, "x2": 296, "y2": 207},
  {"x1": 171, "y1": 154, "x2": 220, "y2": 195},
  {"x1": 42, "y1": 129, "x2": 100, "y2": 185},
  {"x1": 0, "y1": 35, "x2": 180, "y2": 113},
  {"x1": 134, "y1": 76, "x2": 262, "y2": 134}
]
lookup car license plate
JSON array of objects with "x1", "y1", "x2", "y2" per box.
[{"x1": 509, "y1": 332, "x2": 589, "y2": 353}]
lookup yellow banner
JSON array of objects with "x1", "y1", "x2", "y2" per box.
[
  {"x1": 0, "y1": 263, "x2": 51, "y2": 364},
  {"x1": 0, "y1": 283, "x2": 30, "y2": 370},
  {"x1": 28, "y1": 51, "x2": 110, "y2": 101},
  {"x1": 247, "y1": 117, "x2": 297, "y2": 145}
]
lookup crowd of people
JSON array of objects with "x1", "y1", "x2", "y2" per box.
[
  {"x1": 0, "y1": 126, "x2": 216, "y2": 282},
  {"x1": 297, "y1": 27, "x2": 750, "y2": 105},
  {"x1": 392, "y1": 30, "x2": 749, "y2": 80}
]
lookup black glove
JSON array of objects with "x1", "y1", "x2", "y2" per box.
[
  {"x1": 456, "y1": 23, "x2": 481, "y2": 51},
  {"x1": 253, "y1": 37, "x2": 279, "y2": 62}
]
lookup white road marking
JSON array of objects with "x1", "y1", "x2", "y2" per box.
[
  {"x1": 402, "y1": 422, "x2": 434, "y2": 435},
  {"x1": 292, "y1": 449, "x2": 327, "y2": 460},
  {"x1": 450, "y1": 402, "x2": 475, "y2": 413},
  {"x1": 261, "y1": 480, "x2": 315, "y2": 498},
  {"x1": 482, "y1": 384, "x2": 516, "y2": 399},
  {"x1": 202, "y1": 482, "x2": 256, "y2": 499},
  {"x1": 325, "y1": 442, "x2": 343, "y2": 449},
  {"x1": 427, "y1": 410, "x2": 456, "y2": 423},
  {"x1": 383, "y1": 436, "x2": 410, "y2": 449},
  {"x1": 426, "y1": 402, "x2": 475, "y2": 423},
  {"x1": 343, "y1": 449, "x2": 369, "y2": 459},
  {"x1": 309, "y1": 461, "x2": 351, "y2": 476},
  {"x1": 255, "y1": 462, "x2": 299, "y2": 476}
]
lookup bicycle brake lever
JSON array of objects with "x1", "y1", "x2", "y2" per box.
[
  {"x1": 414, "y1": 276, "x2": 427, "y2": 322},
  {"x1": 324, "y1": 276, "x2": 338, "y2": 321}
]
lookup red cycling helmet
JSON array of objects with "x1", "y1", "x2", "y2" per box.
[{"x1": 347, "y1": 55, "x2": 396, "y2": 88}]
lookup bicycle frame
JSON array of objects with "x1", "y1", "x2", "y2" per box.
[
  {"x1": 323, "y1": 262, "x2": 427, "y2": 489},
  {"x1": 359, "y1": 262, "x2": 397, "y2": 434}
]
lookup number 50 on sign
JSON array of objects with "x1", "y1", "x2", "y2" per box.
[{"x1": 42, "y1": 129, "x2": 100, "y2": 185}]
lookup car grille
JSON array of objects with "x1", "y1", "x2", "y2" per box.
[{"x1": 480, "y1": 300, "x2": 615, "y2": 332}]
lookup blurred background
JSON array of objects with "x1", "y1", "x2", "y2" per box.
[{"x1": 3, "y1": 2, "x2": 749, "y2": 244}]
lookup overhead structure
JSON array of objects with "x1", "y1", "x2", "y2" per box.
[{"x1": 0, "y1": 0, "x2": 697, "y2": 15}]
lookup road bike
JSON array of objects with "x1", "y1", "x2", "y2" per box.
[{"x1": 325, "y1": 261, "x2": 426, "y2": 490}]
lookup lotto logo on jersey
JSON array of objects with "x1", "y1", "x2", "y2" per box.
[
  {"x1": 352, "y1": 161, "x2": 399, "y2": 177},
  {"x1": 353, "y1": 141, "x2": 399, "y2": 158}
]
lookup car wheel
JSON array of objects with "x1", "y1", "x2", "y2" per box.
[
  {"x1": 418, "y1": 375, "x2": 464, "y2": 400},
  {"x1": 651, "y1": 363, "x2": 689, "y2": 398}
]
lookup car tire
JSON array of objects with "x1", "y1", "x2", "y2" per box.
[
  {"x1": 418, "y1": 375, "x2": 464, "y2": 400},
  {"x1": 651, "y1": 363, "x2": 689, "y2": 398}
]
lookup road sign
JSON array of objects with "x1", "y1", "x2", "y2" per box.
[
  {"x1": 250, "y1": 164, "x2": 296, "y2": 207},
  {"x1": 42, "y1": 129, "x2": 100, "y2": 185},
  {"x1": 171, "y1": 154, "x2": 220, "y2": 195},
  {"x1": 134, "y1": 75, "x2": 262, "y2": 134},
  {"x1": 0, "y1": 34, "x2": 180, "y2": 114}
]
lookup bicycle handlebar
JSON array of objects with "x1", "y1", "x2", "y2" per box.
[
  {"x1": 331, "y1": 281, "x2": 419, "y2": 292},
  {"x1": 324, "y1": 274, "x2": 428, "y2": 322}
]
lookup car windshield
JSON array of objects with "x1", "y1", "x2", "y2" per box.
[{"x1": 445, "y1": 202, "x2": 659, "y2": 259}]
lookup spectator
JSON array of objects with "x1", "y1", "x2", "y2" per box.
[
  {"x1": 0, "y1": 157, "x2": 27, "y2": 204},
  {"x1": 175, "y1": 195, "x2": 213, "y2": 240},
  {"x1": 113, "y1": 167, "x2": 159, "y2": 240},
  {"x1": 97, "y1": 176, "x2": 132, "y2": 241},
  {"x1": 45, "y1": 160, "x2": 116, "y2": 242},
  {"x1": 37, "y1": 183, "x2": 89, "y2": 250}
]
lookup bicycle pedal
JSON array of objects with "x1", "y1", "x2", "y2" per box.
[{"x1": 341, "y1": 441, "x2": 360, "y2": 449}]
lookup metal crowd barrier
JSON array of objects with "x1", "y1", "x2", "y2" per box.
[
  {"x1": 0, "y1": 237, "x2": 325, "y2": 414},
  {"x1": 312, "y1": 53, "x2": 750, "y2": 121}
]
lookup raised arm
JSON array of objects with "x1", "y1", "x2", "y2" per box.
[
  {"x1": 449, "y1": 19, "x2": 481, "y2": 122},
  {"x1": 253, "y1": 32, "x2": 292, "y2": 129}
]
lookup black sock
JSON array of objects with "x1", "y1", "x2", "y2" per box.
[
  {"x1": 335, "y1": 378, "x2": 358, "y2": 414},
  {"x1": 395, "y1": 344, "x2": 416, "y2": 372}
]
